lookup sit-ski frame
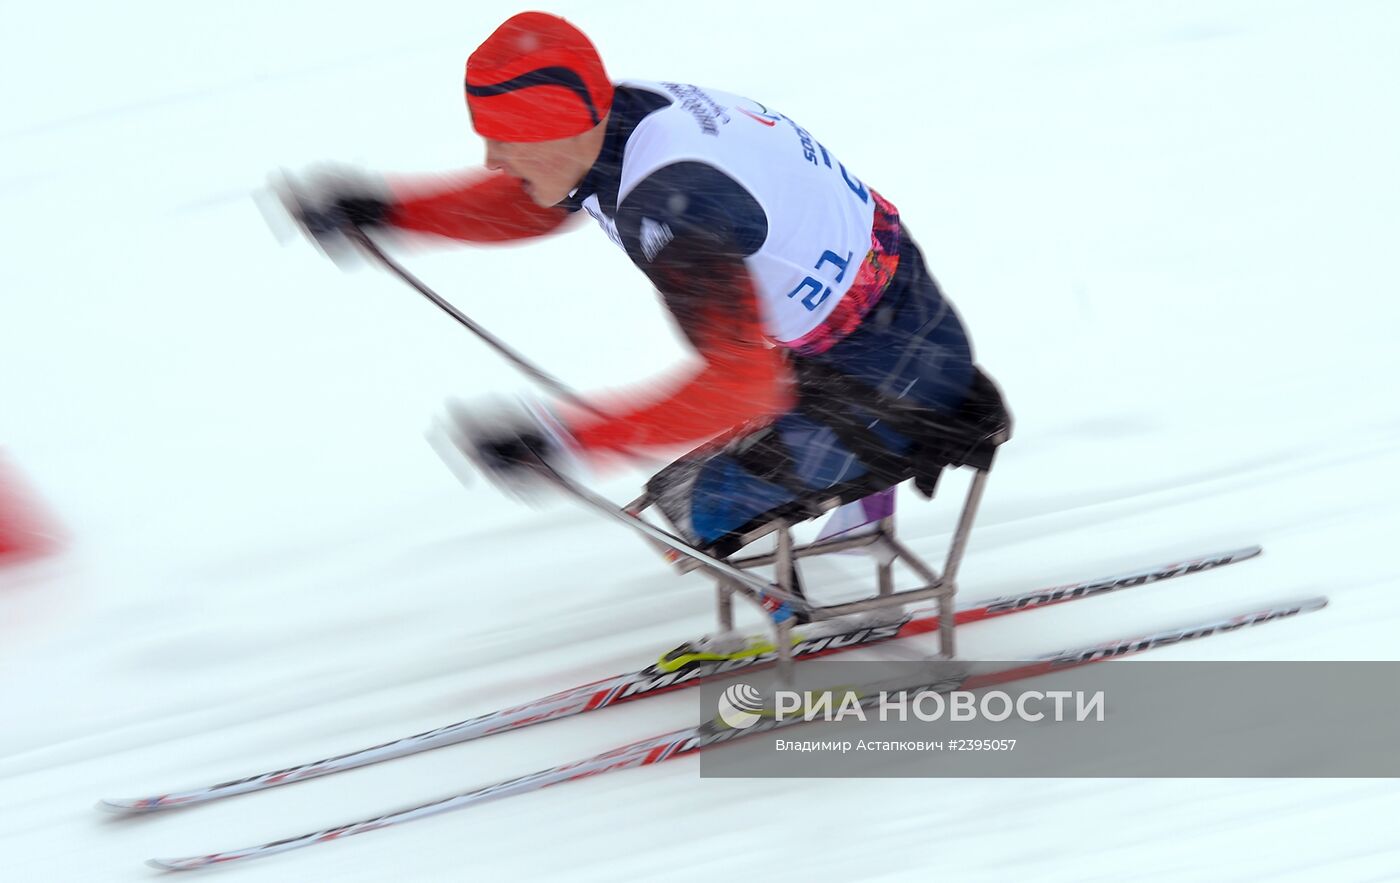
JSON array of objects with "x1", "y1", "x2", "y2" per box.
[{"x1": 543, "y1": 460, "x2": 993, "y2": 680}]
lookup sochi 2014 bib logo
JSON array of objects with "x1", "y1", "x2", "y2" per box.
[{"x1": 717, "y1": 683, "x2": 765, "y2": 729}]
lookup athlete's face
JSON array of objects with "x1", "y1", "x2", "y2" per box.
[{"x1": 483, "y1": 120, "x2": 607, "y2": 207}]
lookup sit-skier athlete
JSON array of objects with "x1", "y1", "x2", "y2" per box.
[{"x1": 284, "y1": 12, "x2": 1011, "y2": 608}]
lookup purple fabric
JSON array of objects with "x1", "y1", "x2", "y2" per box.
[{"x1": 816, "y1": 488, "x2": 896, "y2": 543}]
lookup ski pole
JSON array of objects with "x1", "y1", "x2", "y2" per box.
[
  {"x1": 534, "y1": 458, "x2": 809, "y2": 616},
  {"x1": 346, "y1": 226, "x2": 606, "y2": 419},
  {"x1": 535, "y1": 460, "x2": 803, "y2": 683}
]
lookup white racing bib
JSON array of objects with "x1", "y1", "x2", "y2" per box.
[{"x1": 580, "y1": 80, "x2": 887, "y2": 349}]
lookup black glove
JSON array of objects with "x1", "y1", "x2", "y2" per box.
[
  {"x1": 472, "y1": 426, "x2": 555, "y2": 473},
  {"x1": 272, "y1": 166, "x2": 394, "y2": 261},
  {"x1": 437, "y1": 398, "x2": 579, "y2": 500}
]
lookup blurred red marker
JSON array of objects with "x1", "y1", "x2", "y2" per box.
[{"x1": 0, "y1": 452, "x2": 60, "y2": 566}]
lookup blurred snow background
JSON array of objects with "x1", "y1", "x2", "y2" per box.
[{"x1": 2, "y1": 0, "x2": 1398, "y2": 879}]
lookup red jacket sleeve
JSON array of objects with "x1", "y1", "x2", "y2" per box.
[
  {"x1": 567, "y1": 268, "x2": 793, "y2": 454},
  {"x1": 385, "y1": 171, "x2": 574, "y2": 243}
]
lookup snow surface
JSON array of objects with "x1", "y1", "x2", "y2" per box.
[{"x1": 3, "y1": 0, "x2": 1399, "y2": 879}]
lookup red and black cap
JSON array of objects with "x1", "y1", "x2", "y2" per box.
[{"x1": 465, "y1": 12, "x2": 613, "y2": 143}]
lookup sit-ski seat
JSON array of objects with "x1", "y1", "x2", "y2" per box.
[{"x1": 635, "y1": 366, "x2": 1011, "y2": 659}]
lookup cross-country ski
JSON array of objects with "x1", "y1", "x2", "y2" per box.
[
  {"x1": 146, "y1": 597, "x2": 1327, "y2": 871},
  {"x1": 100, "y1": 545, "x2": 1260, "y2": 814}
]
